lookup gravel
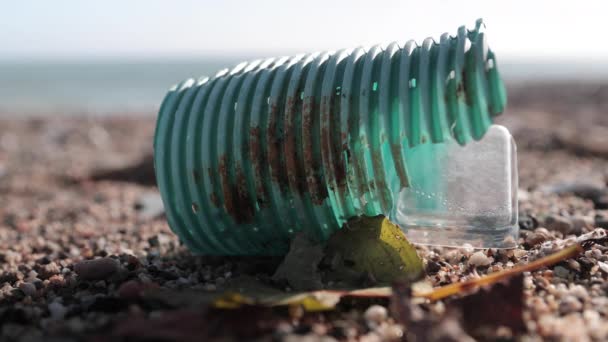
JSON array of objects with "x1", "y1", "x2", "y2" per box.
[
  {"x1": 364, "y1": 305, "x2": 388, "y2": 328},
  {"x1": 0, "y1": 82, "x2": 607, "y2": 340},
  {"x1": 467, "y1": 251, "x2": 492, "y2": 267},
  {"x1": 73, "y1": 258, "x2": 120, "y2": 281}
]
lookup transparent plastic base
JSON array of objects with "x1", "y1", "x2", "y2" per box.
[{"x1": 390, "y1": 125, "x2": 518, "y2": 248}]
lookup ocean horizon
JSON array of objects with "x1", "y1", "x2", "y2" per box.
[{"x1": 1, "y1": 57, "x2": 607, "y2": 116}]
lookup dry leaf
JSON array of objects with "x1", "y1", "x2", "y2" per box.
[
  {"x1": 324, "y1": 215, "x2": 424, "y2": 285},
  {"x1": 272, "y1": 233, "x2": 324, "y2": 290}
]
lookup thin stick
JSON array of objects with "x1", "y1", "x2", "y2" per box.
[{"x1": 416, "y1": 243, "x2": 584, "y2": 301}]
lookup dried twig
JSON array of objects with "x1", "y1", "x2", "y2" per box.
[{"x1": 416, "y1": 243, "x2": 583, "y2": 301}]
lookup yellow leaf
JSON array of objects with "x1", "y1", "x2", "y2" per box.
[
  {"x1": 325, "y1": 215, "x2": 424, "y2": 284},
  {"x1": 213, "y1": 292, "x2": 255, "y2": 309}
]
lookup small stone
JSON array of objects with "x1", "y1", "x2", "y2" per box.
[
  {"x1": 553, "y1": 266, "x2": 570, "y2": 279},
  {"x1": 544, "y1": 215, "x2": 574, "y2": 235},
  {"x1": 48, "y1": 301, "x2": 67, "y2": 320},
  {"x1": 74, "y1": 258, "x2": 120, "y2": 281},
  {"x1": 559, "y1": 295, "x2": 583, "y2": 314},
  {"x1": 18, "y1": 282, "x2": 36, "y2": 297},
  {"x1": 376, "y1": 324, "x2": 404, "y2": 340},
  {"x1": 135, "y1": 192, "x2": 165, "y2": 220},
  {"x1": 67, "y1": 317, "x2": 85, "y2": 333},
  {"x1": 518, "y1": 189, "x2": 530, "y2": 202},
  {"x1": 513, "y1": 249, "x2": 528, "y2": 259},
  {"x1": 598, "y1": 261, "x2": 608, "y2": 274},
  {"x1": 426, "y1": 261, "x2": 441, "y2": 274},
  {"x1": 567, "y1": 260, "x2": 581, "y2": 272},
  {"x1": 93, "y1": 280, "x2": 106, "y2": 288},
  {"x1": 595, "y1": 193, "x2": 608, "y2": 210},
  {"x1": 468, "y1": 251, "x2": 492, "y2": 267},
  {"x1": 26, "y1": 271, "x2": 38, "y2": 281},
  {"x1": 118, "y1": 280, "x2": 144, "y2": 299},
  {"x1": 38, "y1": 262, "x2": 61, "y2": 279},
  {"x1": 0, "y1": 283, "x2": 14, "y2": 296},
  {"x1": 570, "y1": 216, "x2": 594, "y2": 234},
  {"x1": 148, "y1": 236, "x2": 160, "y2": 247},
  {"x1": 364, "y1": 305, "x2": 388, "y2": 327},
  {"x1": 0, "y1": 272, "x2": 18, "y2": 284},
  {"x1": 48, "y1": 275, "x2": 65, "y2": 287},
  {"x1": 177, "y1": 277, "x2": 190, "y2": 285},
  {"x1": 203, "y1": 283, "x2": 216, "y2": 291},
  {"x1": 525, "y1": 228, "x2": 552, "y2": 247},
  {"x1": 519, "y1": 214, "x2": 538, "y2": 230},
  {"x1": 461, "y1": 244, "x2": 475, "y2": 254}
]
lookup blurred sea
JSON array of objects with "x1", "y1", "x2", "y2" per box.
[{"x1": 1, "y1": 57, "x2": 607, "y2": 115}]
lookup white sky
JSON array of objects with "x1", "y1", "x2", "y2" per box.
[{"x1": 2, "y1": 0, "x2": 607, "y2": 60}]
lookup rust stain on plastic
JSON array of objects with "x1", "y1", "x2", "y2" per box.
[
  {"x1": 249, "y1": 126, "x2": 268, "y2": 208},
  {"x1": 391, "y1": 144, "x2": 409, "y2": 188},
  {"x1": 233, "y1": 166, "x2": 256, "y2": 224},
  {"x1": 267, "y1": 103, "x2": 289, "y2": 192},
  {"x1": 284, "y1": 95, "x2": 308, "y2": 197},
  {"x1": 320, "y1": 94, "x2": 348, "y2": 194},
  {"x1": 302, "y1": 96, "x2": 328, "y2": 205},
  {"x1": 218, "y1": 155, "x2": 256, "y2": 224},
  {"x1": 192, "y1": 169, "x2": 201, "y2": 184}
]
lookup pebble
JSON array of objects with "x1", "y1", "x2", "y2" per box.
[
  {"x1": 135, "y1": 192, "x2": 165, "y2": 220},
  {"x1": 375, "y1": 324, "x2": 404, "y2": 340},
  {"x1": 26, "y1": 271, "x2": 38, "y2": 282},
  {"x1": 519, "y1": 214, "x2": 538, "y2": 230},
  {"x1": 598, "y1": 261, "x2": 608, "y2": 274},
  {"x1": 468, "y1": 251, "x2": 492, "y2": 267},
  {"x1": 567, "y1": 260, "x2": 581, "y2": 272},
  {"x1": 518, "y1": 189, "x2": 531, "y2": 202},
  {"x1": 148, "y1": 236, "x2": 160, "y2": 247},
  {"x1": 426, "y1": 261, "x2": 441, "y2": 274},
  {"x1": 544, "y1": 215, "x2": 574, "y2": 234},
  {"x1": 48, "y1": 301, "x2": 67, "y2": 320},
  {"x1": 118, "y1": 280, "x2": 143, "y2": 299},
  {"x1": 203, "y1": 283, "x2": 216, "y2": 291},
  {"x1": 364, "y1": 305, "x2": 387, "y2": 327},
  {"x1": 570, "y1": 216, "x2": 593, "y2": 234},
  {"x1": 38, "y1": 262, "x2": 61, "y2": 279},
  {"x1": 73, "y1": 258, "x2": 120, "y2": 281},
  {"x1": 559, "y1": 296, "x2": 583, "y2": 314},
  {"x1": 553, "y1": 266, "x2": 570, "y2": 279},
  {"x1": 48, "y1": 275, "x2": 65, "y2": 287},
  {"x1": 18, "y1": 282, "x2": 37, "y2": 297},
  {"x1": 525, "y1": 228, "x2": 552, "y2": 247}
]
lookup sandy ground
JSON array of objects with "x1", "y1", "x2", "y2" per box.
[{"x1": 0, "y1": 82, "x2": 607, "y2": 341}]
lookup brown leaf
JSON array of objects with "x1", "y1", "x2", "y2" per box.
[
  {"x1": 451, "y1": 274, "x2": 526, "y2": 337},
  {"x1": 98, "y1": 306, "x2": 281, "y2": 341},
  {"x1": 391, "y1": 282, "x2": 474, "y2": 342}
]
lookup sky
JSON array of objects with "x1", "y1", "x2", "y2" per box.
[{"x1": 1, "y1": 0, "x2": 607, "y2": 60}]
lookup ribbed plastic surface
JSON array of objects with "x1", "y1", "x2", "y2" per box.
[{"x1": 154, "y1": 19, "x2": 507, "y2": 255}]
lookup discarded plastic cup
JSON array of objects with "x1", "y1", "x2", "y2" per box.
[
  {"x1": 392, "y1": 124, "x2": 518, "y2": 248},
  {"x1": 153, "y1": 19, "x2": 518, "y2": 255}
]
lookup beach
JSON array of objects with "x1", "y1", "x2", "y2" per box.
[{"x1": 0, "y1": 82, "x2": 607, "y2": 341}]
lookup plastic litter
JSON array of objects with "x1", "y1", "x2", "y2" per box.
[{"x1": 153, "y1": 19, "x2": 517, "y2": 255}]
